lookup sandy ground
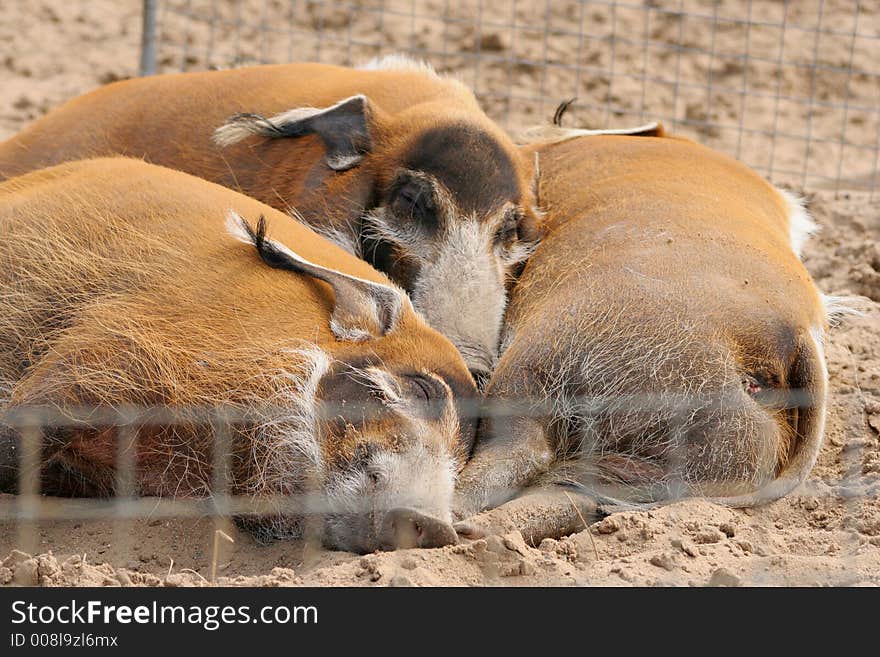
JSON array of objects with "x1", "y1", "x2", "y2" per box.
[{"x1": 0, "y1": 0, "x2": 878, "y2": 586}]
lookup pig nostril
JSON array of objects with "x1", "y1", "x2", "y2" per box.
[{"x1": 381, "y1": 508, "x2": 457, "y2": 550}]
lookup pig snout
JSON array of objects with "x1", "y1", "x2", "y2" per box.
[{"x1": 379, "y1": 507, "x2": 458, "y2": 550}]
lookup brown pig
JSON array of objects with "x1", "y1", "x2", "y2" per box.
[
  {"x1": 0, "y1": 157, "x2": 478, "y2": 553},
  {"x1": 454, "y1": 129, "x2": 842, "y2": 539},
  {"x1": 0, "y1": 56, "x2": 543, "y2": 381}
]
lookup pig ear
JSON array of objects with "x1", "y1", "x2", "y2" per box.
[
  {"x1": 213, "y1": 95, "x2": 372, "y2": 171},
  {"x1": 515, "y1": 153, "x2": 545, "y2": 249},
  {"x1": 567, "y1": 121, "x2": 665, "y2": 137},
  {"x1": 519, "y1": 121, "x2": 665, "y2": 144},
  {"x1": 226, "y1": 211, "x2": 404, "y2": 341},
  {"x1": 550, "y1": 98, "x2": 664, "y2": 136}
]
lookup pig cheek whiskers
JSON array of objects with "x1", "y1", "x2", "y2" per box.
[
  {"x1": 498, "y1": 237, "x2": 540, "y2": 270},
  {"x1": 361, "y1": 208, "x2": 429, "y2": 259}
]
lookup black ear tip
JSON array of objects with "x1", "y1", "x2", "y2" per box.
[
  {"x1": 553, "y1": 98, "x2": 577, "y2": 126},
  {"x1": 247, "y1": 214, "x2": 269, "y2": 250}
]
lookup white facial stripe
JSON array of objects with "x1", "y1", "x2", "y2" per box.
[
  {"x1": 367, "y1": 443, "x2": 457, "y2": 521},
  {"x1": 501, "y1": 237, "x2": 540, "y2": 266},
  {"x1": 409, "y1": 218, "x2": 506, "y2": 370},
  {"x1": 243, "y1": 345, "x2": 331, "y2": 500},
  {"x1": 361, "y1": 208, "x2": 427, "y2": 255},
  {"x1": 364, "y1": 367, "x2": 403, "y2": 406},
  {"x1": 285, "y1": 347, "x2": 331, "y2": 475}
]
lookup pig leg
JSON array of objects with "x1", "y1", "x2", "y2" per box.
[
  {"x1": 454, "y1": 486, "x2": 599, "y2": 546},
  {"x1": 453, "y1": 415, "x2": 555, "y2": 520}
]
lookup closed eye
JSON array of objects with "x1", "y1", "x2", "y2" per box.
[
  {"x1": 402, "y1": 186, "x2": 430, "y2": 217},
  {"x1": 495, "y1": 207, "x2": 521, "y2": 246},
  {"x1": 409, "y1": 375, "x2": 433, "y2": 403},
  {"x1": 402, "y1": 373, "x2": 448, "y2": 409},
  {"x1": 391, "y1": 176, "x2": 438, "y2": 229},
  {"x1": 367, "y1": 466, "x2": 387, "y2": 487},
  {"x1": 399, "y1": 185, "x2": 420, "y2": 206}
]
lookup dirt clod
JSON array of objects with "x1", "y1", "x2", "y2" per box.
[{"x1": 707, "y1": 568, "x2": 742, "y2": 587}]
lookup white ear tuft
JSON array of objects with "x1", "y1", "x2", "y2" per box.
[
  {"x1": 517, "y1": 122, "x2": 663, "y2": 145},
  {"x1": 225, "y1": 209, "x2": 255, "y2": 244},
  {"x1": 213, "y1": 122, "x2": 252, "y2": 148}
]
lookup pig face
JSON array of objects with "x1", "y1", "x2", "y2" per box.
[
  {"x1": 215, "y1": 96, "x2": 542, "y2": 385},
  {"x1": 315, "y1": 359, "x2": 465, "y2": 553},
  {"x1": 226, "y1": 212, "x2": 473, "y2": 551}
]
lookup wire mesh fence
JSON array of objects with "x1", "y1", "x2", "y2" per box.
[
  {"x1": 1, "y1": 1, "x2": 876, "y2": 586},
  {"x1": 2, "y1": 382, "x2": 877, "y2": 584},
  {"x1": 141, "y1": 0, "x2": 880, "y2": 197}
]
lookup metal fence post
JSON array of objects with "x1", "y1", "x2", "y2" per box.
[{"x1": 140, "y1": 0, "x2": 159, "y2": 76}]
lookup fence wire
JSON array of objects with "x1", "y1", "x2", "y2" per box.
[
  {"x1": 2, "y1": 384, "x2": 877, "y2": 585},
  {"x1": 1, "y1": 1, "x2": 876, "y2": 586},
  {"x1": 141, "y1": 0, "x2": 880, "y2": 198}
]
